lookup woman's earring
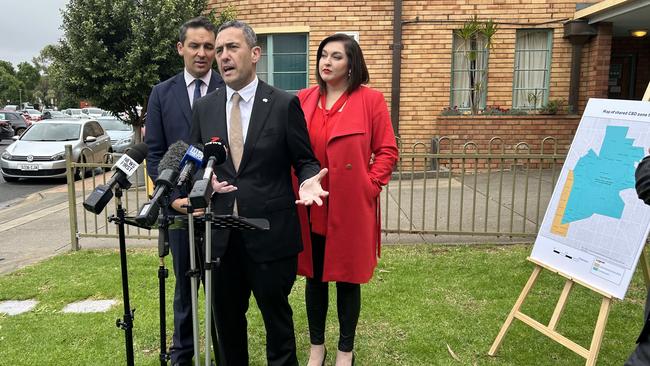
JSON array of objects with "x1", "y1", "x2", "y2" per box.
[{"x1": 348, "y1": 69, "x2": 351, "y2": 79}]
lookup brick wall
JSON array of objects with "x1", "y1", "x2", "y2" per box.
[{"x1": 207, "y1": 1, "x2": 604, "y2": 149}]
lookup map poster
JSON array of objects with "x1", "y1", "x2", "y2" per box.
[{"x1": 532, "y1": 98, "x2": 650, "y2": 299}]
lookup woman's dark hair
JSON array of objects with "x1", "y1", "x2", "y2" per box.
[{"x1": 316, "y1": 33, "x2": 369, "y2": 94}]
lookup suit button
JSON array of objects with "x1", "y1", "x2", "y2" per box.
[
  {"x1": 345, "y1": 163, "x2": 352, "y2": 170},
  {"x1": 227, "y1": 202, "x2": 234, "y2": 208}
]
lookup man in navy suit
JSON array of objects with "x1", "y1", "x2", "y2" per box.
[{"x1": 144, "y1": 16, "x2": 224, "y2": 366}]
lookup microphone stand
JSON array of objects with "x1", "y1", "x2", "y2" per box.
[
  {"x1": 185, "y1": 200, "x2": 202, "y2": 366},
  {"x1": 203, "y1": 204, "x2": 219, "y2": 366},
  {"x1": 157, "y1": 199, "x2": 171, "y2": 366},
  {"x1": 109, "y1": 187, "x2": 135, "y2": 366}
]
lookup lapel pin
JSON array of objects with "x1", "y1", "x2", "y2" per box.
[{"x1": 262, "y1": 98, "x2": 268, "y2": 103}]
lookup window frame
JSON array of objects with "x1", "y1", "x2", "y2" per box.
[
  {"x1": 450, "y1": 31, "x2": 490, "y2": 112},
  {"x1": 256, "y1": 32, "x2": 309, "y2": 94},
  {"x1": 512, "y1": 29, "x2": 554, "y2": 110}
]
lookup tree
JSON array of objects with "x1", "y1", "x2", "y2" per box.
[
  {"x1": 16, "y1": 62, "x2": 41, "y2": 106},
  {"x1": 0, "y1": 62, "x2": 22, "y2": 106},
  {"x1": 51, "y1": 0, "x2": 235, "y2": 140}
]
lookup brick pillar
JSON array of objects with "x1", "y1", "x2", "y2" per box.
[{"x1": 586, "y1": 22, "x2": 612, "y2": 100}]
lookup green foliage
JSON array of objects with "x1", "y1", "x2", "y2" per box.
[
  {"x1": 50, "y1": 0, "x2": 236, "y2": 127},
  {"x1": 0, "y1": 245, "x2": 643, "y2": 365},
  {"x1": 539, "y1": 99, "x2": 567, "y2": 115}
]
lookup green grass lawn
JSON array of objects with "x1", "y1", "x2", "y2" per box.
[{"x1": 0, "y1": 244, "x2": 645, "y2": 365}]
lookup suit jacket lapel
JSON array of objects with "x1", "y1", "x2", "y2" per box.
[
  {"x1": 172, "y1": 73, "x2": 192, "y2": 129},
  {"x1": 207, "y1": 71, "x2": 222, "y2": 93},
  {"x1": 238, "y1": 81, "x2": 274, "y2": 173}
]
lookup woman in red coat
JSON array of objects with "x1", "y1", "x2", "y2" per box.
[{"x1": 297, "y1": 34, "x2": 398, "y2": 366}]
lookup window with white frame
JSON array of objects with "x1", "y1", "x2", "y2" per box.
[
  {"x1": 256, "y1": 34, "x2": 308, "y2": 94},
  {"x1": 450, "y1": 32, "x2": 489, "y2": 111},
  {"x1": 512, "y1": 29, "x2": 553, "y2": 109}
]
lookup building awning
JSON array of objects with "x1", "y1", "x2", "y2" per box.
[{"x1": 574, "y1": 0, "x2": 650, "y2": 37}]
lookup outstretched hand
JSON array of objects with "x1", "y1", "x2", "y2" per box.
[
  {"x1": 211, "y1": 174, "x2": 238, "y2": 194},
  {"x1": 296, "y1": 168, "x2": 329, "y2": 206}
]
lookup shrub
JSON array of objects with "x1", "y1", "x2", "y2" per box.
[
  {"x1": 538, "y1": 99, "x2": 566, "y2": 115},
  {"x1": 440, "y1": 106, "x2": 462, "y2": 116}
]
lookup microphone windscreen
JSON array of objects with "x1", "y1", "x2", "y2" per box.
[
  {"x1": 159, "y1": 141, "x2": 188, "y2": 174},
  {"x1": 203, "y1": 138, "x2": 228, "y2": 166},
  {"x1": 125, "y1": 142, "x2": 149, "y2": 164}
]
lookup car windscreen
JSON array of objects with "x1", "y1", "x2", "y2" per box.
[
  {"x1": 98, "y1": 119, "x2": 131, "y2": 131},
  {"x1": 21, "y1": 123, "x2": 81, "y2": 141}
]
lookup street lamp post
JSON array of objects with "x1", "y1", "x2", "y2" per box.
[{"x1": 19, "y1": 89, "x2": 22, "y2": 107}]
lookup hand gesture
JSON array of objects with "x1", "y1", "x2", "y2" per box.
[
  {"x1": 211, "y1": 174, "x2": 237, "y2": 194},
  {"x1": 296, "y1": 168, "x2": 329, "y2": 206}
]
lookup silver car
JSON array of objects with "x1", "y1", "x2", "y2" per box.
[
  {"x1": 96, "y1": 116, "x2": 135, "y2": 153},
  {"x1": 0, "y1": 119, "x2": 112, "y2": 182}
]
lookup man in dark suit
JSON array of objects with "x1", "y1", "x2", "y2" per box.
[
  {"x1": 190, "y1": 20, "x2": 328, "y2": 366},
  {"x1": 628, "y1": 156, "x2": 650, "y2": 365},
  {"x1": 144, "y1": 16, "x2": 224, "y2": 366}
]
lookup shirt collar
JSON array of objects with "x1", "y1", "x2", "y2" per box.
[
  {"x1": 183, "y1": 69, "x2": 212, "y2": 88},
  {"x1": 226, "y1": 76, "x2": 258, "y2": 103}
]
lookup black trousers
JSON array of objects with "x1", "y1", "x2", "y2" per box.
[
  {"x1": 212, "y1": 231, "x2": 299, "y2": 366},
  {"x1": 625, "y1": 287, "x2": 650, "y2": 366},
  {"x1": 305, "y1": 234, "x2": 360, "y2": 352}
]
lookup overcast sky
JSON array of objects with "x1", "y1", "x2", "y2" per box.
[{"x1": 0, "y1": 0, "x2": 69, "y2": 68}]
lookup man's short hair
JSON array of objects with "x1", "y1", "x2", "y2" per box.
[
  {"x1": 217, "y1": 20, "x2": 257, "y2": 48},
  {"x1": 179, "y1": 16, "x2": 216, "y2": 44}
]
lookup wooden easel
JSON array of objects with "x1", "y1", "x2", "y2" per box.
[{"x1": 489, "y1": 82, "x2": 650, "y2": 365}]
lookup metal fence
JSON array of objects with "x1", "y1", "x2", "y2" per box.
[{"x1": 66, "y1": 137, "x2": 567, "y2": 248}]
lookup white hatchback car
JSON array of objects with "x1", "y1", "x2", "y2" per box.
[{"x1": 0, "y1": 119, "x2": 112, "y2": 181}]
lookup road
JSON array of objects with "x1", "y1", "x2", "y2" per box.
[{"x1": 0, "y1": 140, "x2": 63, "y2": 207}]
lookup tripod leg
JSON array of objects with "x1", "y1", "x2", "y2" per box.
[{"x1": 159, "y1": 259, "x2": 170, "y2": 365}]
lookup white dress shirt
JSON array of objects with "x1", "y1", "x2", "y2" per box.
[
  {"x1": 184, "y1": 69, "x2": 212, "y2": 108},
  {"x1": 225, "y1": 77, "x2": 258, "y2": 143}
]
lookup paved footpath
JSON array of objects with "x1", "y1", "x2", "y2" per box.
[{"x1": 0, "y1": 179, "x2": 154, "y2": 276}]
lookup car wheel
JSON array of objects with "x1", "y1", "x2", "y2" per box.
[
  {"x1": 104, "y1": 149, "x2": 113, "y2": 171},
  {"x1": 2, "y1": 175, "x2": 19, "y2": 182},
  {"x1": 15, "y1": 127, "x2": 25, "y2": 136}
]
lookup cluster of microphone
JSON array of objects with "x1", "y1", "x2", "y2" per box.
[{"x1": 82, "y1": 137, "x2": 228, "y2": 227}]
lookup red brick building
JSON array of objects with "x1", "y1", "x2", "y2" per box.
[{"x1": 207, "y1": 0, "x2": 650, "y2": 153}]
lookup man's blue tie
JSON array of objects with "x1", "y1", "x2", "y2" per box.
[{"x1": 192, "y1": 79, "x2": 202, "y2": 107}]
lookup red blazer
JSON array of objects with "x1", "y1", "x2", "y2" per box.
[{"x1": 296, "y1": 85, "x2": 398, "y2": 284}]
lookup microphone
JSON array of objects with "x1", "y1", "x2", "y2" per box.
[
  {"x1": 134, "y1": 141, "x2": 187, "y2": 226},
  {"x1": 177, "y1": 143, "x2": 204, "y2": 189},
  {"x1": 83, "y1": 143, "x2": 148, "y2": 214},
  {"x1": 189, "y1": 137, "x2": 228, "y2": 208}
]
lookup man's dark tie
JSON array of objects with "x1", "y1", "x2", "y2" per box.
[{"x1": 192, "y1": 79, "x2": 202, "y2": 106}]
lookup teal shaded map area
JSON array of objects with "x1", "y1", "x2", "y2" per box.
[{"x1": 562, "y1": 125, "x2": 645, "y2": 224}]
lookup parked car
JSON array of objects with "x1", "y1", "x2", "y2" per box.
[
  {"x1": 96, "y1": 116, "x2": 135, "y2": 153},
  {"x1": 0, "y1": 119, "x2": 112, "y2": 181},
  {"x1": 62, "y1": 108, "x2": 85, "y2": 119},
  {"x1": 0, "y1": 110, "x2": 30, "y2": 135},
  {"x1": 21, "y1": 108, "x2": 42, "y2": 122},
  {"x1": 2, "y1": 105, "x2": 18, "y2": 111},
  {"x1": 82, "y1": 107, "x2": 104, "y2": 119},
  {"x1": 0, "y1": 120, "x2": 13, "y2": 141}
]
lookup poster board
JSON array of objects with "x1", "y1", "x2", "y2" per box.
[{"x1": 531, "y1": 98, "x2": 650, "y2": 299}]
